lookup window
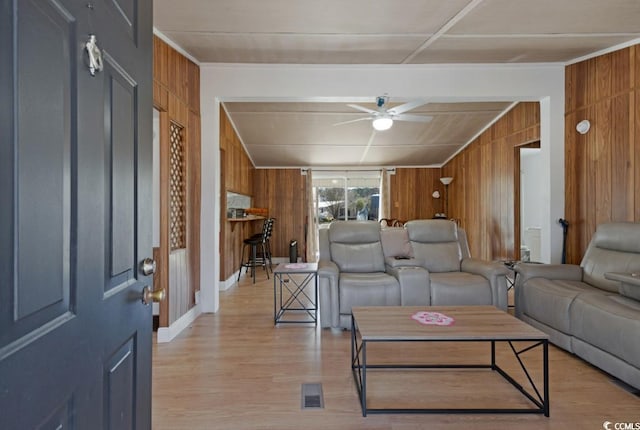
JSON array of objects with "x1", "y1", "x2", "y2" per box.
[{"x1": 313, "y1": 171, "x2": 380, "y2": 224}]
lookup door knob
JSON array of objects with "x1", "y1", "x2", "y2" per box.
[
  {"x1": 142, "y1": 286, "x2": 165, "y2": 305},
  {"x1": 140, "y1": 257, "x2": 156, "y2": 276}
]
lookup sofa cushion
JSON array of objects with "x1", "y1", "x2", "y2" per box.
[
  {"x1": 380, "y1": 227, "x2": 414, "y2": 258},
  {"x1": 329, "y1": 221, "x2": 385, "y2": 272},
  {"x1": 331, "y1": 242, "x2": 386, "y2": 272},
  {"x1": 570, "y1": 293, "x2": 640, "y2": 369},
  {"x1": 412, "y1": 242, "x2": 461, "y2": 272},
  {"x1": 339, "y1": 273, "x2": 400, "y2": 314},
  {"x1": 405, "y1": 219, "x2": 458, "y2": 243},
  {"x1": 429, "y1": 272, "x2": 491, "y2": 306},
  {"x1": 519, "y1": 278, "x2": 597, "y2": 334},
  {"x1": 405, "y1": 220, "x2": 462, "y2": 272}
]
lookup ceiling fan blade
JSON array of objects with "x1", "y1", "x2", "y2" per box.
[
  {"x1": 332, "y1": 117, "x2": 372, "y2": 126},
  {"x1": 393, "y1": 113, "x2": 433, "y2": 123},
  {"x1": 387, "y1": 99, "x2": 429, "y2": 115},
  {"x1": 347, "y1": 104, "x2": 378, "y2": 114}
]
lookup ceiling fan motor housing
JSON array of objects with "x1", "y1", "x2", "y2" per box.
[{"x1": 376, "y1": 96, "x2": 388, "y2": 108}]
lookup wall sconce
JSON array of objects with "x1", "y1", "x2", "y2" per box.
[
  {"x1": 432, "y1": 191, "x2": 440, "y2": 199},
  {"x1": 576, "y1": 119, "x2": 590, "y2": 135},
  {"x1": 440, "y1": 177, "x2": 454, "y2": 216}
]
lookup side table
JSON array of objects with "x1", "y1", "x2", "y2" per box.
[{"x1": 273, "y1": 262, "x2": 318, "y2": 325}]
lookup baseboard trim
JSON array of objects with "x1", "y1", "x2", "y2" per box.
[
  {"x1": 220, "y1": 273, "x2": 238, "y2": 291},
  {"x1": 156, "y1": 303, "x2": 201, "y2": 343},
  {"x1": 221, "y1": 258, "x2": 292, "y2": 291}
]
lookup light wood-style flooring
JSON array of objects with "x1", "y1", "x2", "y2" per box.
[{"x1": 152, "y1": 271, "x2": 640, "y2": 429}]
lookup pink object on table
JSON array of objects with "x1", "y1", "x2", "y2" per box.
[{"x1": 411, "y1": 311, "x2": 455, "y2": 326}]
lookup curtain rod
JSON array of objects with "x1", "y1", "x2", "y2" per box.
[{"x1": 301, "y1": 167, "x2": 395, "y2": 175}]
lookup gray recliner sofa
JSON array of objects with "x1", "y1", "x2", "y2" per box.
[
  {"x1": 515, "y1": 222, "x2": 640, "y2": 389},
  {"x1": 318, "y1": 219, "x2": 509, "y2": 330}
]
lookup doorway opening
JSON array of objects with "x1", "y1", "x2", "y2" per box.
[{"x1": 515, "y1": 142, "x2": 542, "y2": 262}]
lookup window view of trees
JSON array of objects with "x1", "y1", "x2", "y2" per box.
[{"x1": 315, "y1": 177, "x2": 380, "y2": 224}]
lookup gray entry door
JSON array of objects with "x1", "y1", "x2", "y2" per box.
[{"x1": 0, "y1": 0, "x2": 154, "y2": 428}]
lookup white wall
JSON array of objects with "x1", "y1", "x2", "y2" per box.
[
  {"x1": 199, "y1": 63, "x2": 566, "y2": 312},
  {"x1": 521, "y1": 148, "x2": 544, "y2": 261},
  {"x1": 521, "y1": 148, "x2": 544, "y2": 230}
]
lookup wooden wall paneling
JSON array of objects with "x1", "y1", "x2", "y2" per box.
[
  {"x1": 564, "y1": 110, "x2": 581, "y2": 263},
  {"x1": 584, "y1": 104, "x2": 599, "y2": 259},
  {"x1": 636, "y1": 90, "x2": 640, "y2": 222},
  {"x1": 389, "y1": 168, "x2": 442, "y2": 221},
  {"x1": 595, "y1": 52, "x2": 613, "y2": 101},
  {"x1": 188, "y1": 62, "x2": 200, "y2": 113},
  {"x1": 443, "y1": 102, "x2": 540, "y2": 261},
  {"x1": 489, "y1": 138, "x2": 501, "y2": 258},
  {"x1": 594, "y1": 98, "x2": 613, "y2": 226},
  {"x1": 158, "y1": 110, "x2": 170, "y2": 328},
  {"x1": 252, "y1": 169, "x2": 306, "y2": 259},
  {"x1": 636, "y1": 46, "x2": 640, "y2": 88},
  {"x1": 153, "y1": 35, "x2": 201, "y2": 318},
  {"x1": 583, "y1": 58, "x2": 598, "y2": 107},
  {"x1": 153, "y1": 36, "x2": 169, "y2": 89},
  {"x1": 153, "y1": 81, "x2": 168, "y2": 111},
  {"x1": 153, "y1": 246, "x2": 166, "y2": 326},
  {"x1": 219, "y1": 107, "x2": 256, "y2": 281},
  {"x1": 167, "y1": 47, "x2": 177, "y2": 97},
  {"x1": 480, "y1": 134, "x2": 492, "y2": 258},
  {"x1": 612, "y1": 49, "x2": 632, "y2": 95},
  {"x1": 610, "y1": 94, "x2": 632, "y2": 222},
  {"x1": 564, "y1": 45, "x2": 639, "y2": 263},
  {"x1": 565, "y1": 59, "x2": 578, "y2": 113}
]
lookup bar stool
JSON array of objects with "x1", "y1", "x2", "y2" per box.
[{"x1": 238, "y1": 218, "x2": 275, "y2": 283}]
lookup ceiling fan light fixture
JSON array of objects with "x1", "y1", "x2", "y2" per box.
[{"x1": 372, "y1": 116, "x2": 393, "y2": 131}]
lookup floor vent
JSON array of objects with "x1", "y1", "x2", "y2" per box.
[{"x1": 301, "y1": 383, "x2": 324, "y2": 409}]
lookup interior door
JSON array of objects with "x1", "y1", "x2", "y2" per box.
[{"x1": 0, "y1": 0, "x2": 153, "y2": 428}]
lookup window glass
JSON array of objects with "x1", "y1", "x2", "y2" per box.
[{"x1": 313, "y1": 172, "x2": 380, "y2": 224}]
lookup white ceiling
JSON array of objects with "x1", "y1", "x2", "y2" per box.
[{"x1": 154, "y1": 0, "x2": 640, "y2": 167}]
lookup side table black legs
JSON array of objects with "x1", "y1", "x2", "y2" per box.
[{"x1": 273, "y1": 262, "x2": 318, "y2": 325}]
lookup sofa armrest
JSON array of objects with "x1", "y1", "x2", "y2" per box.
[
  {"x1": 386, "y1": 266, "x2": 430, "y2": 306},
  {"x1": 317, "y1": 260, "x2": 339, "y2": 328},
  {"x1": 318, "y1": 259, "x2": 339, "y2": 277},
  {"x1": 461, "y1": 258, "x2": 509, "y2": 279},
  {"x1": 461, "y1": 258, "x2": 510, "y2": 310},
  {"x1": 515, "y1": 263, "x2": 583, "y2": 286}
]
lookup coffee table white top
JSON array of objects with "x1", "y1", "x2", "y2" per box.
[{"x1": 352, "y1": 306, "x2": 548, "y2": 341}]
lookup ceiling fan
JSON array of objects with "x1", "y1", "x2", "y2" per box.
[{"x1": 335, "y1": 95, "x2": 432, "y2": 131}]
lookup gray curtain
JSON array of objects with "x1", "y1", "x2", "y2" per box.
[
  {"x1": 379, "y1": 168, "x2": 390, "y2": 220},
  {"x1": 305, "y1": 169, "x2": 318, "y2": 262}
]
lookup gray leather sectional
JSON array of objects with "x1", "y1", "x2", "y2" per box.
[
  {"x1": 317, "y1": 219, "x2": 508, "y2": 330},
  {"x1": 515, "y1": 222, "x2": 640, "y2": 389}
]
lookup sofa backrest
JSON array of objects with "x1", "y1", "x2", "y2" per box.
[
  {"x1": 327, "y1": 221, "x2": 385, "y2": 273},
  {"x1": 405, "y1": 219, "x2": 463, "y2": 272},
  {"x1": 581, "y1": 222, "x2": 640, "y2": 292},
  {"x1": 380, "y1": 227, "x2": 414, "y2": 258}
]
